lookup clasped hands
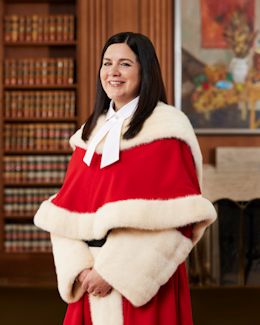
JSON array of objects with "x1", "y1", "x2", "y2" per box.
[{"x1": 77, "y1": 268, "x2": 112, "y2": 297}]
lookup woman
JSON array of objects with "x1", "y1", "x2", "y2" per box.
[{"x1": 34, "y1": 32, "x2": 216, "y2": 325}]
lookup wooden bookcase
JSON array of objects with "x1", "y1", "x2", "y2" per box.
[
  {"x1": 0, "y1": 0, "x2": 87, "y2": 287},
  {"x1": 0, "y1": 0, "x2": 174, "y2": 289}
]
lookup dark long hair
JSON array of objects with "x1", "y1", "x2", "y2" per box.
[{"x1": 82, "y1": 32, "x2": 167, "y2": 140}]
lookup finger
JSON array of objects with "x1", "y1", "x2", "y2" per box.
[
  {"x1": 103, "y1": 287, "x2": 112, "y2": 296},
  {"x1": 78, "y1": 269, "x2": 91, "y2": 283},
  {"x1": 88, "y1": 285, "x2": 104, "y2": 296},
  {"x1": 99, "y1": 287, "x2": 112, "y2": 297},
  {"x1": 89, "y1": 287, "x2": 101, "y2": 296},
  {"x1": 93, "y1": 285, "x2": 112, "y2": 297},
  {"x1": 86, "y1": 285, "x2": 96, "y2": 294},
  {"x1": 82, "y1": 278, "x2": 91, "y2": 291},
  {"x1": 97, "y1": 288, "x2": 108, "y2": 296}
]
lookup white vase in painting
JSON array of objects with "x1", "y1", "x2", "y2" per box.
[{"x1": 229, "y1": 57, "x2": 249, "y2": 83}]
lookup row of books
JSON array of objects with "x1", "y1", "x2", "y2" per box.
[
  {"x1": 4, "y1": 15, "x2": 75, "y2": 43},
  {"x1": 4, "y1": 91, "x2": 76, "y2": 118},
  {"x1": 4, "y1": 58, "x2": 74, "y2": 86},
  {"x1": 4, "y1": 123, "x2": 75, "y2": 151},
  {"x1": 4, "y1": 155, "x2": 70, "y2": 183},
  {"x1": 4, "y1": 188, "x2": 58, "y2": 216},
  {"x1": 5, "y1": 223, "x2": 51, "y2": 253}
]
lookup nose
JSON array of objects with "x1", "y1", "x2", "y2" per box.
[{"x1": 109, "y1": 64, "x2": 120, "y2": 76}]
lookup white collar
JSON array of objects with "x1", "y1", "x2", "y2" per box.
[
  {"x1": 83, "y1": 96, "x2": 139, "y2": 168},
  {"x1": 106, "y1": 97, "x2": 139, "y2": 121}
]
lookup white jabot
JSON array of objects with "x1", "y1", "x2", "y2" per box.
[{"x1": 83, "y1": 96, "x2": 139, "y2": 168}]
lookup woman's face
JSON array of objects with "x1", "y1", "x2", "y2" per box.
[{"x1": 100, "y1": 43, "x2": 141, "y2": 110}]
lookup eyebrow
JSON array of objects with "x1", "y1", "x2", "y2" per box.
[{"x1": 103, "y1": 57, "x2": 135, "y2": 63}]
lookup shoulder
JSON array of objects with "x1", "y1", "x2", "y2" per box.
[
  {"x1": 149, "y1": 101, "x2": 193, "y2": 126},
  {"x1": 69, "y1": 124, "x2": 85, "y2": 150},
  {"x1": 68, "y1": 102, "x2": 203, "y2": 186},
  {"x1": 69, "y1": 102, "x2": 194, "y2": 151},
  {"x1": 131, "y1": 137, "x2": 196, "y2": 165},
  {"x1": 121, "y1": 102, "x2": 202, "y2": 182},
  {"x1": 132, "y1": 101, "x2": 197, "y2": 145}
]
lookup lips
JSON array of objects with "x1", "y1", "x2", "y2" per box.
[{"x1": 108, "y1": 80, "x2": 125, "y2": 86}]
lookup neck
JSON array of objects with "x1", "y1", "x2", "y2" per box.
[
  {"x1": 113, "y1": 101, "x2": 124, "y2": 111},
  {"x1": 113, "y1": 97, "x2": 139, "y2": 112},
  {"x1": 113, "y1": 97, "x2": 138, "y2": 111}
]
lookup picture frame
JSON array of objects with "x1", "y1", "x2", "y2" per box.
[{"x1": 177, "y1": 0, "x2": 260, "y2": 134}]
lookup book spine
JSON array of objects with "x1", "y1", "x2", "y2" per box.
[
  {"x1": 19, "y1": 16, "x2": 25, "y2": 41},
  {"x1": 4, "y1": 16, "x2": 11, "y2": 42},
  {"x1": 4, "y1": 223, "x2": 52, "y2": 253},
  {"x1": 25, "y1": 15, "x2": 32, "y2": 42}
]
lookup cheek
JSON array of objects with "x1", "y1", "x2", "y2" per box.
[
  {"x1": 100, "y1": 70, "x2": 107, "y2": 88},
  {"x1": 100, "y1": 68, "x2": 107, "y2": 80}
]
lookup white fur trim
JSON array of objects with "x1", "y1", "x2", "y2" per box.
[
  {"x1": 94, "y1": 228, "x2": 193, "y2": 306},
  {"x1": 50, "y1": 234, "x2": 94, "y2": 303},
  {"x1": 34, "y1": 195, "x2": 216, "y2": 244},
  {"x1": 88, "y1": 247, "x2": 123, "y2": 325},
  {"x1": 52, "y1": 230, "x2": 192, "y2": 314},
  {"x1": 69, "y1": 102, "x2": 203, "y2": 187},
  {"x1": 69, "y1": 124, "x2": 86, "y2": 151},
  {"x1": 89, "y1": 290, "x2": 123, "y2": 325}
]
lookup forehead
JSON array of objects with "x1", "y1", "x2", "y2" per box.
[{"x1": 103, "y1": 43, "x2": 137, "y2": 61}]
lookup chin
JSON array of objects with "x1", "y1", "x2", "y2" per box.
[{"x1": 109, "y1": 94, "x2": 125, "y2": 102}]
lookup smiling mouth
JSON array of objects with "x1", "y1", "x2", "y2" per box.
[{"x1": 109, "y1": 81, "x2": 125, "y2": 86}]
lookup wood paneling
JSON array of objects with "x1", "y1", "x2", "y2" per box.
[
  {"x1": 140, "y1": 0, "x2": 173, "y2": 103},
  {"x1": 77, "y1": 0, "x2": 109, "y2": 124},
  {"x1": 108, "y1": 0, "x2": 139, "y2": 34},
  {"x1": 198, "y1": 135, "x2": 260, "y2": 164}
]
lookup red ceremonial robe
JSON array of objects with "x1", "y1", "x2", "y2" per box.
[{"x1": 34, "y1": 102, "x2": 216, "y2": 325}]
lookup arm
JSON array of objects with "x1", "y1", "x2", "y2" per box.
[
  {"x1": 93, "y1": 228, "x2": 193, "y2": 307},
  {"x1": 93, "y1": 140, "x2": 206, "y2": 306},
  {"x1": 50, "y1": 234, "x2": 94, "y2": 303}
]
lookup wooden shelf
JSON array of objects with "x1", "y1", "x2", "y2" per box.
[
  {"x1": 4, "y1": 182, "x2": 63, "y2": 187},
  {"x1": 5, "y1": 0, "x2": 74, "y2": 3},
  {"x1": 4, "y1": 84, "x2": 77, "y2": 90},
  {"x1": 4, "y1": 212, "x2": 36, "y2": 219},
  {"x1": 4, "y1": 149, "x2": 72, "y2": 154},
  {"x1": 4, "y1": 117, "x2": 77, "y2": 122},
  {"x1": 4, "y1": 41, "x2": 77, "y2": 46}
]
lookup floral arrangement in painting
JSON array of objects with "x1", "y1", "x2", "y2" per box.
[
  {"x1": 223, "y1": 10, "x2": 257, "y2": 83},
  {"x1": 223, "y1": 10, "x2": 256, "y2": 58}
]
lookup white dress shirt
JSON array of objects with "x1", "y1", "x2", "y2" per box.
[{"x1": 83, "y1": 96, "x2": 139, "y2": 168}]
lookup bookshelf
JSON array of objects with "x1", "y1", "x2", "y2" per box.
[{"x1": 0, "y1": 0, "x2": 82, "y2": 287}]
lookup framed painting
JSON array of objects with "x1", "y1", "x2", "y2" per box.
[{"x1": 179, "y1": 0, "x2": 260, "y2": 133}]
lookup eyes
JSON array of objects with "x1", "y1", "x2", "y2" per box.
[{"x1": 102, "y1": 61, "x2": 132, "y2": 67}]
